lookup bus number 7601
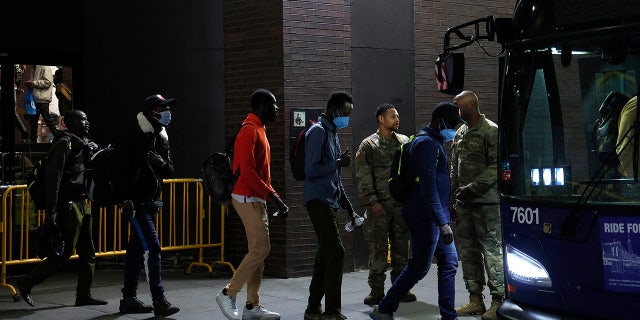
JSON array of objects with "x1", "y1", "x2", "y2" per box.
[{"x1": 510, "y1": 206, "x2": 539, "y2": 225}]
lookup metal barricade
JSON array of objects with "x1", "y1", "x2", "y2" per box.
[{"x1": 1, "y1": 179, "x2": 234, "y2": 301}]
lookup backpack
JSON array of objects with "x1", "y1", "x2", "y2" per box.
[
  {"x1": 290, "y1": 123, "x2": 327, "y2": 181},
  {"x1": 27, "y1": 135, "x2": 72, "y2": 210},
  {"x1": 387, "y1": 133, "x2": 426, "y2": 202},
  {"x1": 201, "y1": 124, "x2": 248, "y2": 205},
  {"x1": 84, "y1": 145, "x2": 121, "y2": 206}
]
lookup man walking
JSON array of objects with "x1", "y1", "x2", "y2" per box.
[
  {"x1": 303, "y1": 91, "x2": 357, "y2": 320},
  {"x1": 355, "y1": 103, "x2": 415, "y2": 305},
  {"x1": 370, "y1": 102, "x2": 464, "y2": 320},
  {"x1": 451, "y1": 90, "x2": 504, "y2": 320},
  {"x1": 16, "y1": 109, "x2": 106, "y2": 307},
  {"x1": 117, "y1": 94, "x2": 180, "y2": 317},
  {"x1": 215, "y1": 89, "x2": 289, "y2": 320}
]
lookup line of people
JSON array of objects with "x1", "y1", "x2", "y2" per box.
[{"x1": 12, "y1": 88, "x2": 503, "y2": 320}]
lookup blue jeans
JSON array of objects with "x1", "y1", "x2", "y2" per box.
[
  {"x1": 123, "y1": 203, "x2": 164, "y2": 298},
  {"x1": 378, "y1": 222, "x2": 458, "y2": 320}
]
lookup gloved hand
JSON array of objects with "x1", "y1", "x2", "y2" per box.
[
  {"x1": 268, "y1": 192, "x2": 289, "y2": 219},
  {"x1": 336, "y1": 150, "x2": 351, "y2": 167},
  {"x1": 348, "y1": 208, "x2": 362, "y2": 230},
  {"x1": 120, "y1": 200, "x2": 135, "y2": 220},
  {"x1": 44, "y1": 211, "x2": 57, "y2": 226},
  {"x1": 440, "y1": 223, "x2": 454, "y2": 244}
]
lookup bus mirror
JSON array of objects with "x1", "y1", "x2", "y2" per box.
[{"x1": 435, "y1": 52, "x2": 465, "y2": 95}]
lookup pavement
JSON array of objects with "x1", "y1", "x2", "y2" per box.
[{"x1": 0, "y1": 263, "x2": 494, "y2": 320}]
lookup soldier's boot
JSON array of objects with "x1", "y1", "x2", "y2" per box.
[
  {"x1": 363, "y1": 287, "x2": 385, "y2": 305},
  {"x1": 481, "y1": 295, "x2": 503, "y2": 320},
  {"x1": 455, "y1": 293, "x2": 486, "y2": 316}
]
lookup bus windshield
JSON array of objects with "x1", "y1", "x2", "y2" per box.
[{"x1": 499, "y1": 35, "x2": 640, "y2": 206}]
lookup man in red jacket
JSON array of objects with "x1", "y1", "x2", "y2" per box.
[{"x1": 216, "y1": 89, "x2": 289, "y2": 320}]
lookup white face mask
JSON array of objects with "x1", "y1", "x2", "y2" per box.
[{"x1": 156, "y1": 110, "x2": 172, "y2": 126}]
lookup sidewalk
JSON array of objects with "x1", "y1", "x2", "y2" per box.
[{"x1": 0, "y1": 265, "x2": 492, "y2": 320}]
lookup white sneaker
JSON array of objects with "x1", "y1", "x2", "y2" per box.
[
  {"x1": 242, "y1": 304, "x2": 281, "y2": 320},
  {"x1": 216, "y1": 290, "x2": 240, "y2": 320}
]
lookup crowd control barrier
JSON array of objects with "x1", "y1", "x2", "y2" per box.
[{"x1": 1, "y1": 178, "x2": 235, "y2": 302}]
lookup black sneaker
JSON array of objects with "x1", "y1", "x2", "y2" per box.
[
  {"x1": 153, "y1": 295, "x2": 180, "y2": 317},
  {"x1": 119, "y1": 296, "x2": 153, "y2": 313},
  {"x1": 75, "y1": 295, "x2": 108, "y2": 306},
  {"x1": 16, "y1": 279, "x2": 34, "y2": 307}
]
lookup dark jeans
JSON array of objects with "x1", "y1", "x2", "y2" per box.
[
  {"x1": 378, "y1": 221, "x2": 458, "y2": 320},
  {"x1": 306, "y1": 199, "x2": 345, "y2": 315},
  {"x1": 28, "y1": 102, "x2": 58, "y2": 142},
  {"x1": 19, "y1": 201, "x2": 96, "y2": 297},
  {"x1": 122, "y1": 203, "x2": 164, "y2": 298}
]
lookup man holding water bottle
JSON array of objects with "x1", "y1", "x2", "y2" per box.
[
  {"x1": 355, "y1": 103, "x2": 416, "y2": 306},
  {"x1": 303, "y1": 91, "x2": 357, "y2": 320}
]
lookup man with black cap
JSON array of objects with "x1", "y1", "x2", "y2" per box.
[
  {"x1": 117, "y1": 94, "x2": 180, "y2": 317},
  {"x1": 371, "y1": 101, "x2": 465, "y2": 320}
]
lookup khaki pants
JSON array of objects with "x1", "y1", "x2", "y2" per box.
[{"x1": 227, "y1": 199, "x2": 271, "y2": 305}]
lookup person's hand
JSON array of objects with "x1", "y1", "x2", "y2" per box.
[
  {"x1": 370, "y1": 202, "x2": 385, "y2": 217},
  {"x1": 44, "y1": 211, "x2": 57, "y2": 226},
  {"x1": 87, "y1": 141, "x2": 99, "y2": 152},
  {"x1": 336, "y1": 150, "x2": 351, "y2": 167},
  {"x1": 347, "y1": 208, "x2": 362, "y2": 230},
  {"x1": 120, "y1": 200, "x2": 134, "y2": 220},
  {"x1": 454, "y1": 186, "x2": 473, "y2": 202},
  {"x1": 147, "y1": 151, "x2": 166, "y2": 168},
  {"x1": 269, "y1": 193, "x2": 289, "y2": 219},
  {"x1": 24, "y1": 80, "x2": 34, "y2": 87},
  {"x1": 440, "y1": 224, "x2": 454, "y2": 244}
]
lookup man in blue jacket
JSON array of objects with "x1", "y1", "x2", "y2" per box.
[{"x1": 370, "y1": 102, "x2": 465, "y2": 320}]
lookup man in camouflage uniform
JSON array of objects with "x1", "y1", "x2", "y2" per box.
[
  {"x1": 355, "y1": 103, "x2": 416, "y2": 305},
  {"x1": 451, "y1": 91, "x2": 504, "y2": 320}
]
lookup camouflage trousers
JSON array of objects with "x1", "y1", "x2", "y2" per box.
[
  {"x1": 453, "y1": 202, "x2": 504, "y2": 296},
  {"x1": 363, "y1": 203, "x2": 409, "y2": 290}
]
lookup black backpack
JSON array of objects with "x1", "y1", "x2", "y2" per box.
[
  {"x1": 27, "y1": 135, "x2": 72, "y2": 210},
  {"x1": 201, "y1": 124, "x2": 248, "y2": 205},
  {"x1": 290, "y1": 123, "x2": 327, "y2": 181},
  {"x1": 84, "y1": 145, "x2": 122, "y2": 206},
  {"x1": 388, "y1": 133, "x2": 425, "y2": 202}
]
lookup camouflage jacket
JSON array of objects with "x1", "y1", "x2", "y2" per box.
[
  {"x1": 451, "y1": 115, "x2": 499, "y2": 204},
  {"x1": 355, "y1": 130, "x2": 409, "y2": 206}
]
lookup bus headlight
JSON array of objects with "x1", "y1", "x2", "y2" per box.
[{"x1": 506, "y1": 245, "x2": 552, "y2": 288}]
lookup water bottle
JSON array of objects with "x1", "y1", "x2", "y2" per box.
[{"x1": 345, "y1": 213, "x2": 365, "y2": 232}]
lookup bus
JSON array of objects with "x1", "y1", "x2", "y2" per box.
[{"x1": 439, "y1": 1, "x2": 640, "y2": 319}]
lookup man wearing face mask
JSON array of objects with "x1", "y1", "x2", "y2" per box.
[
  {"x1": 371, "y1": 102, "x2": 464, "y2": 320},
  {"x1": 303, "y1": 91, "x2": 356, "y2": 320},
  {"x1": 117, "y1": 94, "x2": 180, "y2": 317},
  {"x1": 450, "y1": 90, "x2": 503, "y2": 320}
]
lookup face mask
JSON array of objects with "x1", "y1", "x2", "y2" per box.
[
  {"x1": 333, "y1": 109, "x2": 350, "y2": 130},
  {"x1": 156, "y1": 110, "x2": 172, "y2": 126},
  {"x1": 439, "y1": 119, "x2": 456, "y2": 142},
  {"x1": 440, "y1": 128, "x2": 456, "y2": 142}
]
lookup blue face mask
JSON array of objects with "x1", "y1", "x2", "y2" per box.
[
  {"x1": 440, "y1": 128, "x2": 456, "y2": 142},
  {"x1": 333, "y1": 109, "x2": 350, "y2": 130},
  {"x1": 156, "y1": 110, "x2": 172, "y2": 126},
  {"x1": 439, "y1": 119, "x2": 456, "y2": 142}
]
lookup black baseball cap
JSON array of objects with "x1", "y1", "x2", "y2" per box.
[
  {"x1": 144, "y1": 94, "x2": 176, "y2": 111},
  {"x1": 433, "y1": 101, "x2": 466, "y2": 125}
]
